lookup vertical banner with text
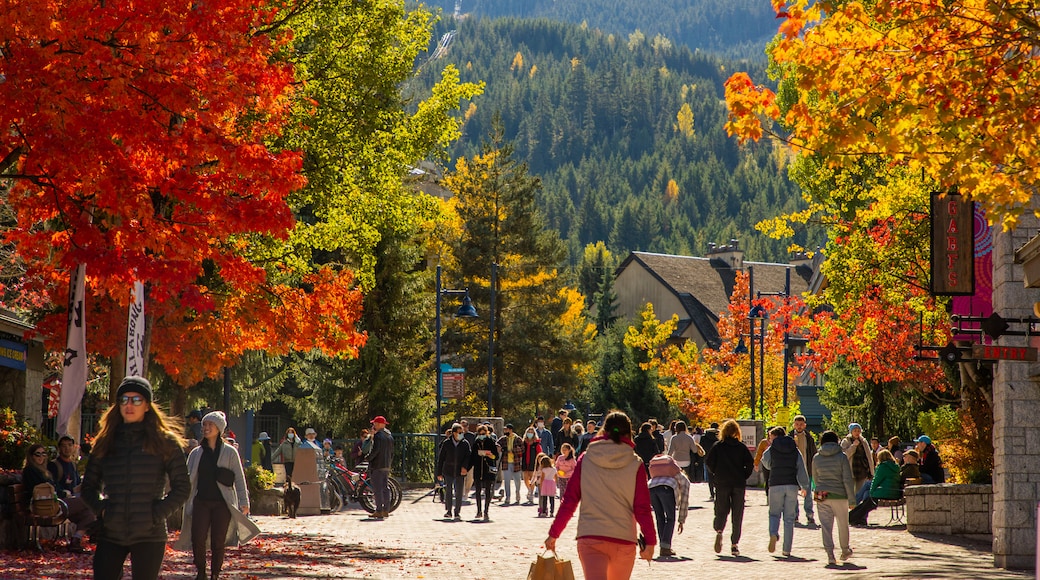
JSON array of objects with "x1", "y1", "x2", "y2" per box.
[
  {"x1": 931, "y1": 191, "x2": 975, "y2": 295},
  {"x1": 125, "y1": 280, "x2": 145, "y2": 377},
  {"x1": 58, "y1": 264, "x2": 87, "y2": 436}
]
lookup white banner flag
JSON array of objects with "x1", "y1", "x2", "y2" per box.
[
  {"x1": 58, "y1": 263, "x2": 87, "y2": 436},
  {"x1": 125, "y1": 280, "x2": 145, "y2": 377}
]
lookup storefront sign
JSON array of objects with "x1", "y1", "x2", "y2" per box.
[
  {"x1": 931, "y1": 191, "x2": 975, "y2": 295},
  {"x1": 0, "y1": 338, "x2": 26, "y2": 370},
  {"x1": 972, "y1": 344, "x2": 1038, "y2": 361}
]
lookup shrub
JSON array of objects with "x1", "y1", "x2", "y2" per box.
[
  {"x1": 918, "y1": 403, "x2": 992, "y2": 484},
  {"x1": 0, "y1": 407, "x2": 44, "y2": 470},
  {"x1": 245, "y1": 465, "x2": 275, "y2": 498}
]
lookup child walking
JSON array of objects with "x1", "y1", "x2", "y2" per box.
[
  {"x1": 534, "y1": 455, "x2": 557, "y2": 517},
  {"x1": 555, "y1": 443, "x2": 577, "y2": 500}
]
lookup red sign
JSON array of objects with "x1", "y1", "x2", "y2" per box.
[
  {"x1": 931, "y1": 192, "x2": 975, "y2": 295},
  {"x1": 972, "y1": 344, "x2": 1038, "y2": 361}
]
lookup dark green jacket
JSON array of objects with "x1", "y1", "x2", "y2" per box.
[{"x1": 869, "y1": 459, "x2": 902, "y2": 500}]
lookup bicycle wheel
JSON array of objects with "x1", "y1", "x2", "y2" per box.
[
  {"x1": 359, "y1": 481, "x2": 377, "y2": 513},
  {"x1": 387, "y1": 477, "x2": 403, "y2": 512},
  {"x1": 328, "y1": 487, "x2": 343, "y2": 512}
]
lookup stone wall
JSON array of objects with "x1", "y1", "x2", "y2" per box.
[
  {"x1": 906, "y1": 484, "x2": 992, "y2": 542},
  {"x1": 992, "y1": 221, "x2": 1040, "y2": 569}
]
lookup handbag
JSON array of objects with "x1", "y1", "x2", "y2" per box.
[
  {"x1": 215, "y1": 466, "x2": 236, "y2": 487},
  {"x1": 527, "y1": 550, "x2": 576, "y2": 580}
]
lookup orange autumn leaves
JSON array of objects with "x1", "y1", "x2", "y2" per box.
[{"x1": 725, "y1": 0, "x2": 1040, "y2": 230}]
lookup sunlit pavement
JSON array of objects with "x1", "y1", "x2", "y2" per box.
[{"x1": 235, "y1": 484, "x2": 1031, "y2": 579}]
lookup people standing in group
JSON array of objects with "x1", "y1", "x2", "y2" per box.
[
  {"x1": 366, "y1": 415, "x2": 394, "y2": 519},
  {"x1": 555, "y1": 443, "x2": 577, "y2": 500},
  {"x1": 690, "y1": 426, "x2": 705, "y2": 483},
  {"x1": 634, "y1": 422, "x2": 659, "y2": 467},
  {"x1": 470, "y1": 423, "x2": 499, "y2": 521},
  {"x1": 887, "y1": 436, "x2": 904, "y2": 465},
  {"x1": 649, "y1": 419, "x2": 665, "y2": 454},
  {"x1": 436, "y1": 423, "x2": 471, "y2": 521},
  {"x1": 570, "y1": 423, "x2": 586, "y2": 456},
  {"x1": 535, "y1": 416, "x2": 555, "y2": 457},
  {"x1": 849, "y1": 449, "x2": 902, "y2": 526},
  {"x1": 914, "y1": 435, "x2": 945, "y2": 484},
  {"x1": 459, "y1": 419, "x2": 477, "y2": 500},
  {"x1": 647, "y1": 452, "x2": 690, "y2": 558},
  {"x1": 544, "y1": 410, "x2": 656, "y2": 578},
  {"x1": 175, "y1": 411, "x2": 260, "y2": 580},
  {"x1": 558, "y1": 418, "x2": 578, "y2": 454},
  {"x1": 704, "y1": 419, "x2": 754, "y2": 557},
  {"x1": 761, "y1": 426, "x2": 811, "y2": 558},
  {"x1": 700, "y1": 422, "x2": 721, "y2": 500},
  {"x1": 351, "y1": 428, "x2": 370, "y2": 466},
  {"x1": 791, "y1": 415, "x2": 818, "y2": 526},
  {"x1": 252, "y1": 432, "x2": 272, "y2": 471},
  {"x1": 666, "y1": 421, "x2": 703, "y2": 483},
  {"x1": 497, "y1": 424, "x2": 524, "y2": 505},
  {"x1": 271, "y1": 427, "x2": 299, "y2": 477},
  {"x1": 869, "y1": 437, "x2": 882, "y2": 464},
  {"x1": 81, "y1": 376, "x2": 191, "y2": 580},
  {"x1": 550, "y1": 409, "x2": 568, "y2": 455},
  {"x1": 186, "y1": 409, "x2": 204, "y2": 442},
  {"x1": 521, "y1": 426, "x2": 543, "y2": 504},
  {"x1": 812, "y1": 430, "x2": 856, "y2": 565},
  {"x1": 841, "y1": 423, "x2": 875, "y2": 503},
  {"x1": 534, "y1": 455, "x2": 557, "y2": 517},
  {"x1": 753, "y1": 427, "x2": 776, "y2": 504},
  {"x1": 662, "y1": 420, "x2": 677, "y2": 452},
  {"x1": 578, "y1": 420, "x2": 596, "y2": 455},
  {"x1": 23, "y1": 442, "x2": 96, "y2": 553}
]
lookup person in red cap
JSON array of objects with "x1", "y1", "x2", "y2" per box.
[{"x1": 366, "y1": 415, "x2": 394, "y2": 519}]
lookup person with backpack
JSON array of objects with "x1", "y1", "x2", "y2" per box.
[
  {"x1": 648, "y1": 453, "x2": 691, "y2": 558},
  {"x1": 704, "y1": 419, "x2": 754, "y2": 557},
  {"x1": 23, "y1": 443, "x2": 96, "y2": 553},
  {"x1": 81, "y1": 376, "x2": 190, "y2": 580}
]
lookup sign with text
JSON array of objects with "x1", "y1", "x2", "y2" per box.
[
  {"x1": 0, "y1": 338, "x2": 26, "y2": 370},
  {"x1": 931, "y1": 191, "x2": 975, "y2": 295},
  {"x1": 441, "y1": 366, "x2": 465, "y2": 399},
  {"x1": 972, "y1": 344, "x2": 1038, "y2": 362}
]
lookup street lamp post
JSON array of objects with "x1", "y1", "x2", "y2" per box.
[
  {"x1": 486, "y1": 263, "x2": 497, "y2": 417},
  {"x1": 435, "y1": 265, "x2": 478, "y2": 435},
  {"x1": 758, "y1": 267, "x2": 793, "y2": 408}
]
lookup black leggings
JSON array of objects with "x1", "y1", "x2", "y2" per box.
[
  {"x1": 93, "y1": 539, "x2": 167, "y2": 580},
  {"x1": 192, "y1": 499, "x2": 233, "y2": 576},
  {"x1": 475, "y1": 479, "x2": 494, "y2": 513}
]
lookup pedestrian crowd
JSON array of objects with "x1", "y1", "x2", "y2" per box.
[{"x1": 15, "y1": 376, "x2": 395, "y2": 580}]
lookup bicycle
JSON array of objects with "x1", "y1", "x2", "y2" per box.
[{"x1": 325, "y1": 460, "x2": 402, "y2": 514}]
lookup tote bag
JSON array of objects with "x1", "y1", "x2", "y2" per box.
[{"x1": 527, "y1": 550, "x2": 576, "y2": 580}]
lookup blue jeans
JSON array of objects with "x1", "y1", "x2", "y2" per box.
[
  {"x1": 768, "y1": 484, "x2": 799, "y2": 554},
  {"x1": 503, "y1": 465, "x2": 522, "y2": 502},
  {"x1": 650, "y1": 486, "x2": 677, "y2": 548},
  {"x1": 442, "y1": 474, "x2": 464, "y2": 516},
  {"x1": 855, "y1": 480, "x2": 871, "y2": 504},
  {"x1": 795, "y1": 478, "x2": 815, "y2": 520}
]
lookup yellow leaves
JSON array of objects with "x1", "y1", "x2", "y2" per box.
[
  {"x1": 664, "y1": 179, "x2": 679, "y2": 203},
  {"x1": 570, "y1": 57, "x2": 581, "y2": 70},
  {"x1": 463, "y1": 102, "x2": 477, "y2": 121},
  {"x1": 510, "y1": 51, "x2": 524, "y2": 72},
  {"x1": 528, "y1": 64, "x2": 538, "y2": 78},
  {"x1": 723, "y1": 73, "x2": 778, "y2": 142},
  {"x1": 674, "y1": 103, "x2": 694, "y2": 139}
]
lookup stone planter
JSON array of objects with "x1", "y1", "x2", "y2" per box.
[
  {"x1": 906, "y1": 483, "x2": 992, "y2": 542},
  {"x1": 252, "y1": 487, "x2": 283, "y2": 516}
]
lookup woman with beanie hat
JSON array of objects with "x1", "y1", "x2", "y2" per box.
[
  {"x1": 175, "y1": 410, "x2": 260, "y2": 580},
  {"x1": 81, "y1": 376, "x2": 190, "y2": 580}
]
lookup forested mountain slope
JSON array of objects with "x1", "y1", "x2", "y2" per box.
[
  {"x1": 419, "y1": 0, "x2": 778, "y2": 60},
  {"x1": 413, "y1": 17, "x2": 809, "y2": 263}
]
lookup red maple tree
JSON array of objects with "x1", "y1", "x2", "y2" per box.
[{"x1": 0, "y1": 1, "x2": 366, "y2": 385}]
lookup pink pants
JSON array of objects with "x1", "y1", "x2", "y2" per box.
[{"x1": 577, "y1": 538, "x2": 636, "y2": 580}]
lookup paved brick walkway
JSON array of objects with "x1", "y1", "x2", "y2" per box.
[{"x1": 234, "y1": 483, "x2": 1030, "y2": 579}]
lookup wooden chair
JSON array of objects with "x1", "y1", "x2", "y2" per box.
[{"x1": 12, "y1": 483, "x2": 70, "y2": 551}]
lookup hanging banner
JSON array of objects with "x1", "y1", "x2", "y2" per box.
[
  {"x1": 125, "y1": 280, "x2": 145, "y2": 377},
  {"x1": 58, "y1": 264, "x2": 87, "y2": 436},
  {"x1": 45, "y1": 376, "x2": 61, "y2": 419},
  {"x1": 931, "y1": 191, "x2": 975, "y2": 295}
]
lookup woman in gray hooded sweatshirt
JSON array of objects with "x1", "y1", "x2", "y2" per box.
[{"x1": 812, "y1": 430, "x2": 856, "y2": 566}]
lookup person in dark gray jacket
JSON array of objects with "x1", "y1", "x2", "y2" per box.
[
  {"x1": 366, "y1": 415, "x2": 394, "y2": 519},
  {"x1": 705, "y1": 419, "x2": 754, "y2": 556},
  {"x1": 811, "y1": 430, "x2": 857, "y2": 566},
  {"x1": 760, "y1": 427, "x2": 810, "y2": 558},
  {"x1": 81, "y1": 376, "x2": 190, "y2": 580}
]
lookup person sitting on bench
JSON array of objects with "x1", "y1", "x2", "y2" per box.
[
  {"x1": 23, "y1": 443, "x2": 96, "y2": 552},
  {"x1": 848, "y1": 449, "x2": 901, "y2": 526}
]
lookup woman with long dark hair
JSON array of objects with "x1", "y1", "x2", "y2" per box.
[
  {"x1": 545, "y1": 410, "x2": 655, "y2": 579},
  {"x1": 81, "y1": 376, "x2": 190, "y2": 580},
  {"x1": 175, "y1": 411, "x2": 260, "y2": 580}
]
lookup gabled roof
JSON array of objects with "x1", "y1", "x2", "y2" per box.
[{"x1": 616, "y1": 251, "x2": 812, "y2": 348}]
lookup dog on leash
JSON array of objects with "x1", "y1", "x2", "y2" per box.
[{"x1": 284, "y1": 476, "x2": 301, "y2": 519}]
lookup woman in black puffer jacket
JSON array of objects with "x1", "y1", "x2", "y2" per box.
[{"x1": 81, "y1": 376, "x2": 190, "y2": 580}]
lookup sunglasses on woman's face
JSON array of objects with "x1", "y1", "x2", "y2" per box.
[
  {"x1": 119, "y1": 395, "x2": 146, "y2": 406},
  {"x1": 33, "y1": 451, "x2": 48, "y2": 457}
]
